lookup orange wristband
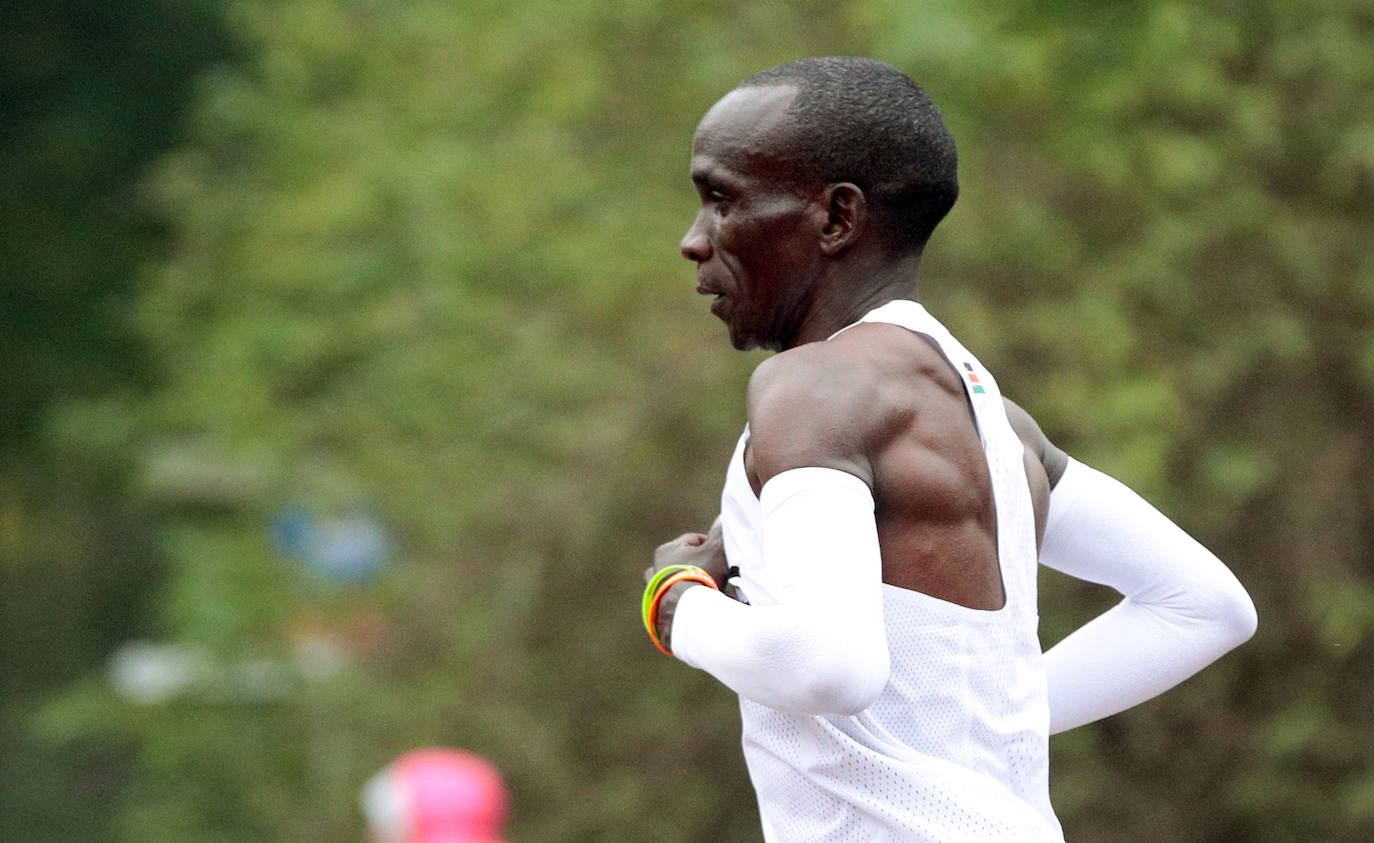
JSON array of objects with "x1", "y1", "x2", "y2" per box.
[{"x1": 647, "y1": 569, "x2": 719, "y2": 656}]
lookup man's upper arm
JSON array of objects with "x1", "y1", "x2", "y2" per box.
[
  {"x1": 1004, "y1": 398, "x2": 1069, "y2": 488},
  {"x1": 745, "y1": 348, "x2": 878, "y2": 492},
  {"x1": 671, "y1": 345, "x2": 891, "y2": 714}
]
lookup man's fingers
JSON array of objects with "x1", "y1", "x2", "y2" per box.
[{"x1": 648, "y1": 529, "x2": 717, "y2": 583}]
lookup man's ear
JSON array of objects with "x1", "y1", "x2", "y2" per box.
[{"x1": 817, "y1": 183, "x2": 866, "y2": 256}]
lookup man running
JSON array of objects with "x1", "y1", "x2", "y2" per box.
[{"x1": 643, "y1": 57, "x2": 1257, "y2": 841}]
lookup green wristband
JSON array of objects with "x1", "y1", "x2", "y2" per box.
[{"x1": 642, "y1": 564, "x2": 704, "y2": 637}]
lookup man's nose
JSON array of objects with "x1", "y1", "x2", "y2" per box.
[{"x1": 680, "y1": 217, "x2": 712, "y2": 263}]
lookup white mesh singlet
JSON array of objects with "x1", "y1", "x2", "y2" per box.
[{"x1": 719, "y1": 300, "x2": 1064, "y2": 842}]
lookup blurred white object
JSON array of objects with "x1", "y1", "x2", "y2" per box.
[{"x1": 107, "y1": 640, "x2": 209, "y2": 704}]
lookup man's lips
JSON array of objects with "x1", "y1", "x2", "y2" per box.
[
  {"x1": 697, "y1": 284, "x2": 730, "y2": 319},
  {"x1": 697, "y1": 282, "x2": 727, "y2": 316}
]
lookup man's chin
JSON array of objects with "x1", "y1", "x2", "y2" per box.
[
  {"x1": 721, "y1": 317, "x2": 774, "y2": 352},
  {"x1": 726, "y1": 326, "x2": 758, "y2": 352}
]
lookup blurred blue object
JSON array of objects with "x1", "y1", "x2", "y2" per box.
[
  {"x1": 270, "y1": 505, "x2": 314, "y2": 557},
  {"x1": 270, "y1": 505, "x2": 389, "y2": 584}
]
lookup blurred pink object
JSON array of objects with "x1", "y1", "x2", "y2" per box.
[{"x1": 361, "y1": 748, "x2": 510, "y2": 842}]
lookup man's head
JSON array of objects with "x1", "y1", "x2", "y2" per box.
[
  {"x1": 680, "y1": 58, "x2": 958, "y2": 351},
  {"x1": 734, "y1": 57, "x2": 959, "y2": 254}
]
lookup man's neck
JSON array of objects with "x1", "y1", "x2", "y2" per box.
[{"x1": 787, "y1": 253, "x2": 924, "y2": 349}]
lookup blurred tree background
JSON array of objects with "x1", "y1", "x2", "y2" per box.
[{"x1": 2, "y1": 0, "x2": 1370, "y2": 840}]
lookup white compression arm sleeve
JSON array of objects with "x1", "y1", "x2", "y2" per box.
[
  {"x1": 1040, "y1": 458, "x2": 1258, "y2": 734},
  {"x1": 671, "y1": 467, "x2": 890, "y2": 716}
]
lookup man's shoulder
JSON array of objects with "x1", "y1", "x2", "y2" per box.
[
  {"x1": 741, "y1": 346, "x2": 875, "y2": 487},
  {"x1": 742, "y1": 323, "x2": 962, "y2": 482},
  {"x1": 746, "y1": 336, "x2": 875, "y2": 422},
  {"x1": 749, "y1": 322, "x2": 946, "y2": 407}
]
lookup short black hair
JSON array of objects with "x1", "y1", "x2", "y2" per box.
[{"x1": 737, "y1": 57, "x2": 958, "y2": 254}]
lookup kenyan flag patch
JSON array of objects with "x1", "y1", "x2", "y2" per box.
[{"x1": 963, "y1": 362, "x2": 986, "y2": 394}]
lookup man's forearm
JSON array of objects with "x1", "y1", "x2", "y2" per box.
[{"x1": 672, "y1": 467, "x2": 890, "y2": 715}]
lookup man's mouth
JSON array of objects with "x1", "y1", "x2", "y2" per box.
[{"x1": 697, "y1": 281, "x2": 726, "y2": 302}]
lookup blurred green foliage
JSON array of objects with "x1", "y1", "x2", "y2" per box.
[{"x1": 2, "y1": 0, "x2": 1372, "y2": 840}]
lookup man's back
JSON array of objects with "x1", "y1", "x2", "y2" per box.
[
  {"x1": 747, "y1": 317, "x2": 1050, "y2": 610},
  {"x1": 713, "y1": 300, "x2": 1063, "y2": 841}
]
